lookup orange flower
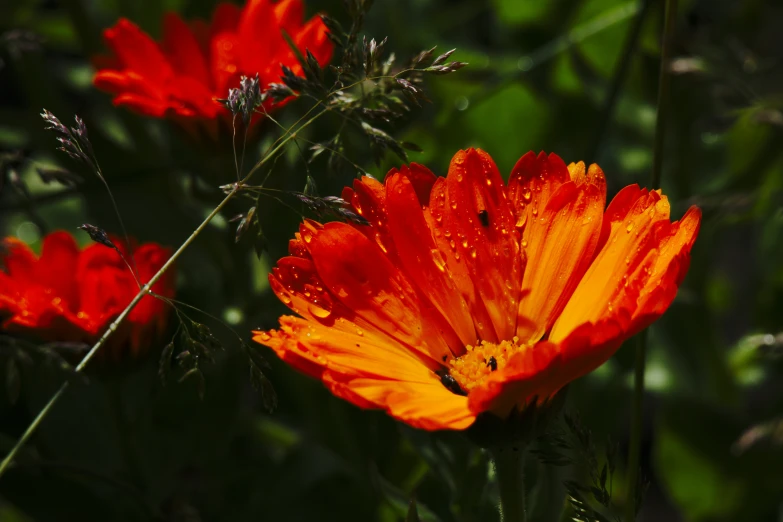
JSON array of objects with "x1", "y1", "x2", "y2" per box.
[
  {"x1": 0, "y1": 231, "x2": 175, "y2": 361},
  {"x1": 93, "y1": 0, "x2": 332, "y2": 136},
  {"x1": 253, "y1": 149, "x2": 701, "y2": 430}
]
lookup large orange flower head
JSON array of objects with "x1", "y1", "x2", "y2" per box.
[
  {"x1": 93, "y1": 0, "x2": 333, "y2": 135},
  {"x1": 253, "y1": 149, "x2": 701, "y2": 431},
  {"x1": 0, "y1": 231, "x2": 175, "y2": 361}
]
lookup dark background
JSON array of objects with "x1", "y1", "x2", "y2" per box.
[{"x1": 1, "y1": 0, "x2": 782, "y2": 520}]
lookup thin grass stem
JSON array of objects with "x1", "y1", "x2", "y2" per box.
[{"x1": 625, "y1": 0, "x2": 678, "y2": 520}]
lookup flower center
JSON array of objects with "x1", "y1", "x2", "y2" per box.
[{"x1": 446, "y1": 336, "x2": 531, "y2": 393}]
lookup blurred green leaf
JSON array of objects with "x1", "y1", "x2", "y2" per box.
[
  {"x1": 370, "y1": 464, "x2": 442, "y2": 522},
  {"x1": 655, "y1": 398, "x2": 783, "y2": 521}
]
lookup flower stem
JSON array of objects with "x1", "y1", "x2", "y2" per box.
[
  {"x1": 0, "y1": 186, "x2": 236, "y2": 479},
  {"x1": 625, "y1": 0, "x2": 677, "y2": 520},
  {"x1": 0, "y1": 108, "x2": 325, "y2": 479},
  {"x1": 492, "y1": 449, "x2": 527, "y2": 522},
  {"x1": 587, "y1": 0, "x2": 654, "y2": 161}
]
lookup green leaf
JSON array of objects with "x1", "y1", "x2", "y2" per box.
[
  {"x1": 369, "y1": 464, "x2": 442, "y2": 522},
  {"x1": 405, "y1": 498, "x2": 421, "y2": 522},
  {"x1": 655, "y1": 398, "x2": 783, "y2": 521}
]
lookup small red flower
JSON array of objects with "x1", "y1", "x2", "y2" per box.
[
  {"x1": 253, "y1": 149, "x2": 701, "y2": 430},
  {"x1": 93, "y1": 0, "x2": 333, "y2": 136},
  {"x1": 0, "y1": 231, "x2": 175, "y2": 360}
]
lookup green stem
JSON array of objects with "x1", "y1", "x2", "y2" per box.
[
  {"x1": 625, "y1": 0, "x2": 677, "y2": 521},
  {"x1": 650, "y1": 0, "x2": 677, "y2": 190},
  {"x1": 587, "y1": 0, "x2": 654, "y2": 161},
  {"x1": 0, "y1": 109, "x2": 325, "y2": 479},
  {"x1": 492, "y1": 449, "x2": 527, "y2": 522}
]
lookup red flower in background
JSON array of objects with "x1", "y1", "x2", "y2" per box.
[
  {"x1": 93, "y1": 0, "x2": 333, "y2": 137},
  {"x1": 0, "y1": 231, "x2": 175, "y2": 360}
]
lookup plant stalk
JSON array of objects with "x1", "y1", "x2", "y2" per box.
[
  {"x1": 587, "y1": 0, "x2": 654, "y2": 161},
  {"x1": 0, "y1": 107, "x2": 326, "y2": 479},
  {"x1": 625, "y1": 0, "x2": 677, "y2": 520},
  {"x1": 492, "y1": 449, "x2": 527, "y2": 522},
  {"x1": 0, "y1": 185, "x2": 237, "y2": 479}
]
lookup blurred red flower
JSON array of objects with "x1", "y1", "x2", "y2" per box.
[
  {"x1": 0, "y1": 231, "x2": 175, "y2": 360},
  {"x1": 93, "y1": 0, "x2": 333, "y2": 137}
]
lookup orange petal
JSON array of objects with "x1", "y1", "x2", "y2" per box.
[
  {"x1": 2, "y1": 237, "x2": 38, "y2": 281},
  {"x1": 209, "y1": 2, "x2": 241, "y2": 37},
  {"x1": 467, "y1": 341, "x2": 562, "y2": 417},
  {"x1": 347, "y1": 175, "x2": 400, "y2": 261},
  {"x1": 384, "y1": 382, "x2": 475, "y2": 430},
  {"x1": 163, "y1": 12, "x2": 210, "y2": 86},
  {"x1": 507, "y1": 151, "x2": 570, "y2": 226},
  {"x1": 262, "y1": 316, "x2": 435, "y2": 381},
  {"x1": 274, "y1": 0, "x2": 304, "y2": 34},
  {"x1": 306, "y1": 222, "x2": 452, "y2": 364},
  {"x1": 268, "y1": 253, "x2": 427, "y2": 359},
  {"x1": 554, "y1": 315, "x2": 628, "y2": 388},
  {"x1": 292, "y1": 16, "x2": 333, "y2": 67},
  {"x1": 426, "y1": 176, "x2": 497, "y2": 343},
  {"x1": 385, "y1": 170, "x2": 476, "y2": 349},
  {"x1": 38, "y1": 232, "x2": 80, "y2": 304},
  {"x1": 209, "y1": 33, "x2": 242, "y2": 97},
  {"x1": 631, "y1": 205, "x2": 701, "y2": 333},
  {"x1": 112, "y1": 93, "x2": 170, "y2": 117},
  {"x1": 550, "y1": 185, "x2": 674, "y2": 342},
  {"x1": 441, "y1": 149, "x2": 523, "y2": 342},
  {"x1": 237, "y1": 0, "x2": 277, "y2": 74},
  {"x1": 515, "y1": 164, "x2": 605, "y2": 342},
  {"x1": 254, "y1": 317, "x2": 474, "y2": 430},
  {"x1": 103, "y1": 19, "x2": 173, "y2": 85}
]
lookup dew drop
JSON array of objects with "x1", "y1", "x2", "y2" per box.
[
  {"x1": 431, "y1": 249, "x2": 447, "y2": 272},
  {"x1": 309, "y1": 303, "x2": 332, "y2": 319},
  {"x1": 523, "y1": 190, "x2": 532, "y2": 201}
]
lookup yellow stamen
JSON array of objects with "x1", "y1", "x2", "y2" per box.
[{"x1": 449, "y1": 337, "x2": 532, "y2": 392}]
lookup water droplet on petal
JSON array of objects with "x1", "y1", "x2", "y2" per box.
[
  {"x1": 431, "y1": 249, "x2": 447, "y2": 272},
  {"x1": 309, "y1": 303, "x2": 332, "y2": 319}
]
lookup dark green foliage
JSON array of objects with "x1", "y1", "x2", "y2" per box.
[{"x1": 0, "y1": 0, "x2": 782, "y2": 521}]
